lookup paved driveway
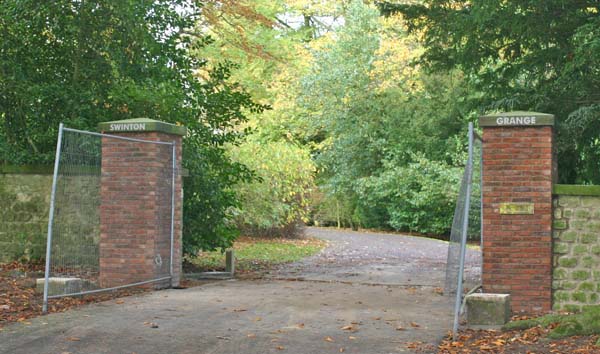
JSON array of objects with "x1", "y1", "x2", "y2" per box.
[
  {"x1": 0, "y1": 228, "x2": 481, "y2": 354},
  {"x1": 270, "y1": 227, "x2": 481, "y2": 288}
]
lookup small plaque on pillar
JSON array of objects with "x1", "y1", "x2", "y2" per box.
[{"x1": 499, "y1": 202, "x2": 534, "y2": 215}]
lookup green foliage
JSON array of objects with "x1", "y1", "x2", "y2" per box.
[
  {"x1": 310, "y1": 189, "x2": 361, "y2": 229},
  {"x1": 503, "y1": 305, "x2": 600, "y2": 343},
  {"x1": 299, "y1": 1, "x2": 472, "y2": 234},
  {"x1": 180, "y1": 62, "x2": 267, "y2": 254},
  {"x1": 299, "y1": 1, "x2": 388, "y2": 229},
  {"x1": 502, "y1": 314, "x2": 565, "y2": 331},
  {"x1": 380, "y1": 0, "x2": 600, "y2": 184},
  {"x1": 0, "y1": 1, "x2": 267, "y2": 254},
  {"x1": 0, "y1": 0, "x2": 192, "y2": 163},
  {"x1": 229, "y1": 138, "x2": 316, "y2": 236},
  {"x1": 185, "y1": 238, "x2": 325, "y2": 272},
  {"x1": 357, "y1": 154, "x2": 462, "y2": 234}
]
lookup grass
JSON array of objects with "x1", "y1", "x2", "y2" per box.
[
  {"x1": 503, "y1": 305, "x2": 600, "y2": 343},
  {"x1": 185, "y1": 236, "x2": 326, "y2": 273}
]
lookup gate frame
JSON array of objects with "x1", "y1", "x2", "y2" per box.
[
  {"x1": 451, "y1": 122, "x2": 483, "y2": 338},
  {"x1": 42, "y1": 123, "x2": 178, "y2": 313}
]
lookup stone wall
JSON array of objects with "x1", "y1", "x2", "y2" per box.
[
  {"x1": 0, "y1": 166, "x2": 101, "y2": 264},
  {"x1": 0, "y1": 167, "x2": 53, "y2": 262},
  {"x1": 552, "y1": 185, "x2": 600, "y2": 312}
]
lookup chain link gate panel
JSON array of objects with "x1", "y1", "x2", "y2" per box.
[
  {"x1": 444, "y1": 122, "x2": 483, "y2": 339},
  {"x1": 43, "y1": 124, "x2": 175, "y2": 312}
]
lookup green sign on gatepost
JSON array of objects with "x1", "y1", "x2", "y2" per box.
[
  {"x1": 479, "y1": 111, "x2": 554, "y2": 127},
  {"x1": 98, "y1": 118, "x2": 187, "y2": 136}
]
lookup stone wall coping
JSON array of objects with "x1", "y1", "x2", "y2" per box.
[
  {"x1": 553, "y1": 184, "x2": 600, "y2": 196},
  {"x1": 0, "y1": 165, "x2": 53, "y2": 175},
  {"x1": 98, "y1": 118, "x2": 187, "y2": 136}
]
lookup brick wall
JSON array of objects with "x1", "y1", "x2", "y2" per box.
[
  {"x1": 552, "y1": 189, "x2": 600, "y2": 312},
  {"x1": 481, "y1": 126, "x2": 554, "y2": 313}
]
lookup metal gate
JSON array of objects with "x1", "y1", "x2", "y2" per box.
[
  {"x1": 445, "y1": 122, "x2": 483, "y2": 338},
  {"x1": 42, "y1": 124, "x2": 175, "y2": 312}
]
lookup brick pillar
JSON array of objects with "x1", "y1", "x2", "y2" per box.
[
  {"x1": 97, "y1": 118, "x2": 185, "y2": 289},
  {"x1": 480, "y1": 112, "x2": 554, "y2": 313}
]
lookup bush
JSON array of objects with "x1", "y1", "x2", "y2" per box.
[
  {"x1": 356, "y1": 154, "x2": 462, "y2": 235},
  {"x1": 229, "y1": 138, "x2": 315, "y2": 237}
]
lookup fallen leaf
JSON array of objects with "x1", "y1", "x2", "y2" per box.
[
  {"x1": 296, "y1": 323, "x2": 305, "y2": 329},
  {"x1": 66, "y1": 337, "x2": 80, "y2": 342},
  {"x1": 396, "y1": 326, "x2": 405, "y2": 331},
  {"x1": 406, "y1": 342, "x2": 421, "y2": 349},
  {"x1": 233, "y1": 308, "x2": 247, "y2": 312},
  {"x1": 247, "y1": 334, "x2": 256, "y2": 338},
  {"x1": 276, "y1": 346, "x2": 285, "y2": 350},
  {"x1": 339, "y1": 348, "x2": 345, "y2": 352},
  {"x1": 410, "y1": 322, "x2": 420, "y2": 328},
  {"x1": 340, "y1": 325, "x2": 355, "y2": 331},
  {"x1": 348, "y1": 336, "x2": 356, "y2": 340},
  {"x1": 324, "y1": 336, "x2": 334, "y2": 342},
  {"x1": 115, "y1": 300, "x2": 125, "y2": 304},
  {"x1": 253, "y1": 317, "x2": 262, "y2": 322}
]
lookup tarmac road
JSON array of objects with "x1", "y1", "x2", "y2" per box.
[{"x1": 0, "y1": 228, "x2": 481, "y2": 354}]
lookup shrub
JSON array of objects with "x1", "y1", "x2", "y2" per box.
[
  {"x1": 229, "y1": 138, "x2": 315, "y2": 237},
  {"x1": 356, "y1": 154, "x2": 462, "y2": 235}
]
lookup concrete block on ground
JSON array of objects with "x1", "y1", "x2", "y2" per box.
[
  {"x1": 36, "y1": 277, "x2": 92, "y2": 296},
  {"x1": 466, "y1": 293, "x2": 511, "y2": 327},
  {"x1": 185, "y1": 272, "x2": 234, "y2": 280}
]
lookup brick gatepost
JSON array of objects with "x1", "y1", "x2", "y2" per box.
[
  {"x1": 480, "y1": 111, "x2": 555, "y2": 313},
  {"x1": 97, "y1": 118, "x2": 185, "y2": 289}
]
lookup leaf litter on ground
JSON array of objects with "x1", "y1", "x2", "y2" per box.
[{"x1": 0, "y1": 261, "x2": 147, "y2": 329}]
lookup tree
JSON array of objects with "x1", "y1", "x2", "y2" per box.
[
  {"x1": 297, "y1": 0, "x2": 474, "y2": 233},
  {"x1": 0, "y1": 1, "x2": 266, "y2": 253},
  {"x1": 189, "y1": 1, "x2": 346, "y2": 237},
  {"x1": 380, "y1": 0, "x2": 600, "y2": 183}
]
